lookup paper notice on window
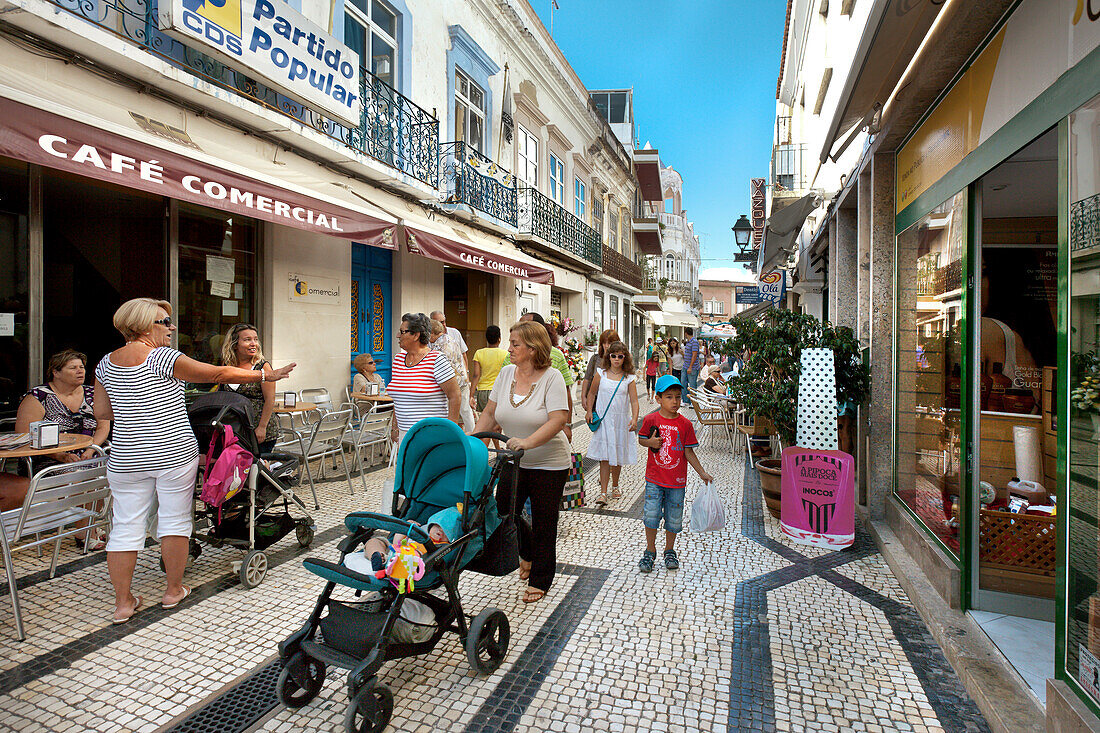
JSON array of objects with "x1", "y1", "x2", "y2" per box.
[
  {"x1": 0, "y1": 313, "x2": 13, "y2": 337},
  {"x1": 210, "y1": 281, "x2": 233, "y2": 298},
  {"x1": 1081, "y1": 644, "x2": 1100, "y2": 701},
  {"x1": 206, "y1": 255, "x2": 235, "y2": 283},
  {"x1": 234, "y1": 283, "x2": 243, "y2": 299},
  {"x1": 222, "y1": 299, "x2": 239, "y2": 317}
]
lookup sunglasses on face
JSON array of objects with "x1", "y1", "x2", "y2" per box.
[
  {"x1": 153, "y1": 317, "x2": 172, "y2": 327},
  {"x1": 398, "y1": 329, "x2": 413, "y2": 335},
  {"x1": 609, "y1": 353, "x2": 626, "y2": 359}
]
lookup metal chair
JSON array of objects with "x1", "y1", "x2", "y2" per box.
[
  {"x1": 279, "y1": 408, "x2": 355, "y2": 502},
  {"x1": 691, "y1": 389, "x2": 735, "y2": 450},
  {"x1": 1, "y1": 453, "x2": 111, "y2": 640},
  {"x1": 301, "y1": 388, "x2": 334, "y2": 415},
  {"x1": 341, "y1": 411, "x2": 392, "y2": 492}
]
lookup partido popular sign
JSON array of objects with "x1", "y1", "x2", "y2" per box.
[{"x1": 160, "y1": 0, "x2": 362, "y2": 127}]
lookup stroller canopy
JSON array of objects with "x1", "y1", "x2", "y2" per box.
[
  {"x1": 187, "y1": 390, "x2": 260, "y2": 455},
  {"x1": 393, "y1": 419, "x2": 490, "y2": 522}
]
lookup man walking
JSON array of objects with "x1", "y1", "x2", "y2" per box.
[{"x1": 682, "y1": 327, "x2": 700, "y2": 406}]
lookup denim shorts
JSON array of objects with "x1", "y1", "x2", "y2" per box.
[{"x1": 643, "y1": 481, "x2": 686, "y2": 533}]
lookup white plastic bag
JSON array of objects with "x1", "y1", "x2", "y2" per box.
[
  {"x1": 393, "y1": 599, "x2": 436, "y2": 644},
  {"x1": 690, "y1": 482, "x2": 727, "y2": 533}
]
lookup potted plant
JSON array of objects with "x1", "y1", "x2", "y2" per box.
[
  {"x1": 718, "y1": 310, "x2": 870, "y2": 516},
  {"x1": 1071, "y1": 351, "x2": 1100, "y2": 439}
]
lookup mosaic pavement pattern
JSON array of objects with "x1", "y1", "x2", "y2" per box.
[{"x1": 0, "y1": 408, "x2": 990, "y2": 732}]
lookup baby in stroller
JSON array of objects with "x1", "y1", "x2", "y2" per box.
[
  {"x1": 347, "y1": 505, "x2": 463, "y2": 575},
  {"x1": 277, "y1": 418, "x2": 522, "y2": 733}
]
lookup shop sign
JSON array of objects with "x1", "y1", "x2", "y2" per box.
[
  {"x1": 757, "y1": 270, "x2": 786, "y2": 306},
  {"x1": 289, "y1": 273, "x2": 341, "y2": 304},
  {"x1": 404, "y1": 226, "x2": 554, "y2": 284},
  {"x1": 735, "y1": 286, "x2": 764, "y2": 304},
  {"x1": 0, "y1": 97, "x2": 394, "y2": 246},
  {"x1": 780, "y1": 449, "x2": 856, "y2": 549},
  {"x1": 160, "y1": 0, "x2": 361, "y2": 127},
  {"x1": 750, "y1": 178, "x2": 766, "y2": 248},
  {"x1": 896, "y1": 0, "x2": 1100, "y2": 213}
]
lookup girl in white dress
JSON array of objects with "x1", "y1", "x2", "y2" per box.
[{"x1": 584, "y1": 341, "x2": 640, "y2": 504}]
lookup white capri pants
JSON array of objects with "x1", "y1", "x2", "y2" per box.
[{"x1": 105, "y1": 455, "x2": 200, "y2": 552}]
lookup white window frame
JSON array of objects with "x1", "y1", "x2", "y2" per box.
[
  {"x1": 608, "y1": 202, "x2": 619, "y2": 251},
  {"x1": 609, "y1": 294, "x2": 619, "y2": 332},
  {"x1": 517, "y1": 126, "x2": 538, "y2": 187},
  {"x1": 455, "y1": 67, "x2": 487, "y2": 153},
  {"x1": 345, "y1": 0, "x2": 399, "y2": 88},
  {"x1": 574, "y1": 178, "x2": 586, "y2": 221},
  {"x1": 549, "y1": 153, "x2": 565, "y2": 206},
  {"x1": 593, "y1": 290, "x2": 604, "y2": 330}
]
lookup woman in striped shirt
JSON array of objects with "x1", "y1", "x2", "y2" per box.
[
  {"x1": 94, "y1": 298, "x2": 295, "y2": 624},
  {"x1": 388, "y1": 312, "x2": 462, "y2": 446}
]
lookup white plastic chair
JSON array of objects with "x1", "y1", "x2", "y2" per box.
[
  {"x1": 342, "y1": 411, "x2": 392, "y2": 492},
  {"x1": 1, "y1": 454, "x2": 111, "y2": 640}
]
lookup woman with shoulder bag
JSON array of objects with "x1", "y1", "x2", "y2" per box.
[{"x1": 584, "y1": 341, "x2": 639, "y2": 504}]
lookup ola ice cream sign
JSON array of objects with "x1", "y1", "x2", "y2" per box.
[{"x1": 162, "y1": 0, "x2": 361, "y2": 127}]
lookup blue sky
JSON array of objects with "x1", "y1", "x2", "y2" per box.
[{"x1": 532, "y1": 0, "x2": 787, "y2": 282}]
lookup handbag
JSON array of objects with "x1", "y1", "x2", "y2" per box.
[
  {"x1": 587, "y1": 374, "x2": 625, "y2": 432},
  {"x1": 561, "y1": 452, "x2": 585, "y2": 510}
]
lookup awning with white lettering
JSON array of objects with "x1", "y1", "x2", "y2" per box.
[
  {"x1": 0, "y1": 94, "x2": 397, "y2": 247},
  {"x1": 403, "y1": 222, "x2": 554, "y2": 284}
]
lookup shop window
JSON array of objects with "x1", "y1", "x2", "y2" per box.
[
  {"x1": 0, "y1": 158, "x2": 29, "y2": 416},
  {"x1": 574, "y1": 178, "x2": 586, "y2": 221},
  {"x1": 593, "y1": 290, "x2": 604, "y2": 331},
  {"x1": 344, "y1": 0, "x2": 399, "y2": 89},
  {"x1": 517, "y1": 127, "x2": 538, "y2": 187},
  {"x1": 1065, "y1": 95, "x2": 1100, "y2": 702},
  {"x1": 454, "y1": 68, "x2": 486, "y2": 153},
  {"x1": 894, "y1": 190, "x2": 966, "y2": 558},
  {"x1": 176, "y1": 205, "x2": 258, "y2": 369},
  {"x1": 549, "y1": 154, "x2": 565, "y2": 206}
]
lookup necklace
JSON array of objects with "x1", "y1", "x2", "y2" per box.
[{"x1": 508, "y1": 371, "x2": 538, "y2": 408}]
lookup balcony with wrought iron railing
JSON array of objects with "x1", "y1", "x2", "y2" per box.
[
  {"x1": 516, "y1": 186, "x2": 602, "y2": 269},
  {"x1": 633, "y1": 201, "x2": 662, "y2": 255},
  {"x1": 772, "y1": 142, "x2": 807, "y2": 196},
  {"x1": 37, "y1": 0, "x2": 441, "y2": 187},
  {"x1": 601, "y1": 245, "x2": 644, "y2": 290},
  {"x1": 439, "y1": 141, "x2": 518, "y2": 228}
]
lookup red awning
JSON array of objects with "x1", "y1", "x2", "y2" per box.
[
  {"x1": 0, "y1": 97, "x2": 396, "y2": 247},
  {"x1": 404, "y1": 226, "x2": 554, "y2": 284}
]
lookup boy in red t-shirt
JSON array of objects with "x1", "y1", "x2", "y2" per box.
[{"x1": 637, "y1": 375, "x2": 713, "y2": 572}]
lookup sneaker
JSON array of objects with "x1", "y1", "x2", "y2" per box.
[
  {"x1": 638, "y1": 550, "x2": 656, "y2": 573},
  {"x1": 663, "y1": 549, "x2": 680, "y2": 570}
]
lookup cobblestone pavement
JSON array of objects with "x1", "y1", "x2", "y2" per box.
[{"x1": 0, "y1": 410, "x2": 990, "y2": 733}]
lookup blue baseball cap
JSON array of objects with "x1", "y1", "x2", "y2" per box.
[{"x1": 654, "y1": 374, "x2": 682, "y2": 395}]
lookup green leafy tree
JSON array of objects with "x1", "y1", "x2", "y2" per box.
[{"x1": 718, "y1": 310, "x2": 870, "y2": 446}]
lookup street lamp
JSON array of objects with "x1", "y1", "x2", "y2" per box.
[
  {"x1": 732, "y1": 215, "x2": 752, "y2": 247},
  {"x1": 732, "y1": 214, "x2": 754, "y2": 263}
]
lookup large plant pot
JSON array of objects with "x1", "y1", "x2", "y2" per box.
[{"x1": 756, "y1": 458, "x2": 782, "y2": 518}]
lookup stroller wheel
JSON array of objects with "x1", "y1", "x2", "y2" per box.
[
  {"x1": 239, "y1": 550, "x2": 268, "y2": 588},
  {"x1": 344, "y1": 680, "x2": 393, "y2": 733},
  {"x1": 277, "y1": 652, "x2": 326, "y2": 708},
  {"x1": 466, "y1": 608, "x2": 510, "y2": 675},
  {"x1": 295, "y1": 522, "x2": 315, "y2": 548}
]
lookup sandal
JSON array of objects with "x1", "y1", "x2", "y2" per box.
[
  {"x1": 518, "y1": 561, "x2": 532, "y2": 581},
  {"x1": 523, "y1": 587, "x2": 546, "y2": 603},
  {"x1": 610, "y1": 486, "x2": 622, "y2": 500},
  {"x1": 75, "y1": 532, "x2": 106, "y2": 552},
  {"x1": 112, "y1": 595, "x2": 144, "y2": 625},
  {"x1": 161, "y1": 585, "x2": 192, "y2": 610},
  {"x1": 596, "y1": 492, "x2": 609, "y2": 505}
]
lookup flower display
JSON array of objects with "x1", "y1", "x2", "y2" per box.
[{"x1": 1072, "y1": 352, "x2": 1100, "y2": 413}]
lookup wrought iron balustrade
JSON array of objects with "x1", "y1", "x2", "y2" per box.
[
  {"x1": 440, "y1": 141, "x2": 517, "y2": 226},
  {"x1": 602, "y1": 246, "x2": 643, "y2": 289},
  {"x1": 666, "y1": 279, "x2": 692, "y2": 298},
  {"x1": 517, "y1": 186, "x2": 602, "y2": 267},
  {"x1": 41, "y1": 0, "x2": 439, "y2": 186},
  {"x1": 772, "y1": 143, "x2": 806, "y2": 193}
]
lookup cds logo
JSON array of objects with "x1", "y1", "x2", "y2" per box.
[
  {"x1": 293, "y1": 278, "x2": 307, "y2": 296},
  {"x1": 182, "y1": 0, "x2": 243, "y2": 55},
  {"x1": 1074, "y1": 0, "x2": 1100, "y2": 23}
]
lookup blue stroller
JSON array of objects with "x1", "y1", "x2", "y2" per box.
[{"x1": 277, "y1": 419, "x2": 521, "y2": 733}]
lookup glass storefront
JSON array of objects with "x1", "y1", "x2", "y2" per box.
[
  {"x1": 1065, "y1": 93, "x2": 1100, "y2": 709},
  {"x1": 0, "y1": 159, "x2": 29, "y2": 418},
  {"x1": 895, "y1": 191, "x2": 967, "y2": 558}
]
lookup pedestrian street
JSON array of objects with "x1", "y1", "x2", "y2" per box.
[{"x1": 0, "y1": 420, "x2": 989, "y2": 733}]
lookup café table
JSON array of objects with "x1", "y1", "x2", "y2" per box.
[
  {"x1": 273, "y1": 401, "x2": 317, "y2": 414},
  {"x1": 350, "y1": 393, "x2": 393, "y2": 415},
  {"x1": 0, "y1": 432, "x2": 95, "y2": 475}
]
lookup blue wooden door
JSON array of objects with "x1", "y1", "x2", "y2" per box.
[{"x1": 352, "y1": 244, "x2": 393, "y2": 384}]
